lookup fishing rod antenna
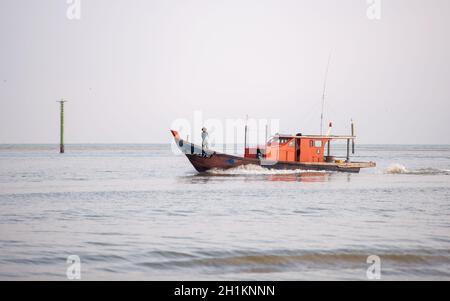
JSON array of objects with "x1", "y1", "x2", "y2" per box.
[{"x1": 320, "y1": 51, "x2": 332, "y2": 135}]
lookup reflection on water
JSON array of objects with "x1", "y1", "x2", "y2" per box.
[
  {"x1": 266, "y1": 172, "x2": 329, "y2": 182},
  {"x1": 179, "y1": 172, "x2": 331, "y2": 184},
  {"x1": 181, "y1": 170, "x2": 354, "y2": 183}
]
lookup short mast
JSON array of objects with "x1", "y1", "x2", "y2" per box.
[
  {"x1": 351, "y1": 119, "x2": 355, "y2": 154},
  {"x1": 244, "y1": 114, "x2": 248, "y2": 151},
  {"x1": 346, "y1": 119, "x2": 355, "y2": 162},
  {"x1": 265, "y1": 123, "x2": 268, "y2": 144}
]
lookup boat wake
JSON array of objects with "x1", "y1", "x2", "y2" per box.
[
  {"x1": 385, "y1": 164, "x2": 450, "y2": 175},
  {"x1": 140, "y1": 248, "x2": 450, "y2": 279},
  {"x1": 207, "y1": 164, "x2": 326, "y2": 175}
]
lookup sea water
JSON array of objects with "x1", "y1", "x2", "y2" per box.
[{"x1": 0, "y1": 144, "x2": 449, "y2": 280}]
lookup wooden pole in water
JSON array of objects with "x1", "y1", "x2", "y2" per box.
[{"x1": 57, "y1": 99, "x2": 67, "y2": 153}]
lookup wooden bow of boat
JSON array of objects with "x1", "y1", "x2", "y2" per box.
[{"x1": 170, "y1": 130, "x2": 376, "y2": 173}]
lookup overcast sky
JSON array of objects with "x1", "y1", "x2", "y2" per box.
[{"x1": 0, "y1": 0, "x2": 449, "y2": 144}]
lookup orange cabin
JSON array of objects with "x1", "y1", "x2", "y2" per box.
[{"x1": 245, "y1": 135, "x2": 331, "y2": 163}]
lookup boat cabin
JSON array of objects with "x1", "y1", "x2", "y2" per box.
[{"x1": 244, "y1": 134, "x2": 355, "y2": 163}]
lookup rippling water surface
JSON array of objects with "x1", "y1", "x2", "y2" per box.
[{"x1": 0, "y1": 144, "x2": 449, "y2": 280}]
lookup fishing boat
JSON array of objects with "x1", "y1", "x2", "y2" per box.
[{"x1": 170, "y1": 122, "x2": 376, "y2": 173}]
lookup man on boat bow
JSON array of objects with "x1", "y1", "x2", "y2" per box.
[{"x1": 201, "y1": 127, "x2": 209, "y2": 157}]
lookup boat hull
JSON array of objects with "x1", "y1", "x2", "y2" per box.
[
  {"x1": 185, "y1": 153, "x2": 363, "y2": 173},
  {"x1": 171, "y1": 132, "x2": 375, "y2": 173}
]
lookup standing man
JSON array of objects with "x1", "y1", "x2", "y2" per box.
[{"x1": 201, "y1": 127, "x2": 209, "y2": 157}]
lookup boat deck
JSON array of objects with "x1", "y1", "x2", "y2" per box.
[{"x1": 301, "y1": 161, "x2": 376, "y2": 169}]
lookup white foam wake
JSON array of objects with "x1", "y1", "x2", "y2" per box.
[
  {"x1": 385, "y1": 164, "x2": 408, "y2": 174},
  {"x1": 385, "y1": 164, "x2": 450, "y2": 175},
  {"x1": 207, "y1": 164, "x2": 326, "y2": 175}
]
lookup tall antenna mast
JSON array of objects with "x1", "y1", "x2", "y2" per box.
[{"x1": 320, "y1": 52, "x2": 332, "y2": 135}]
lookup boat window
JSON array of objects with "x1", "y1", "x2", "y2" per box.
[
  {"x1": 314, "y1": 140, "x2": 323, "y2": 148},
  {"x1": 267, "y1": 137, "x2": 279, "y2": 145}
]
